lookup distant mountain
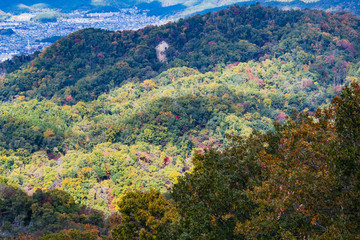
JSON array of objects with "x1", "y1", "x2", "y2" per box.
[
  {"x1": 265, "y1": 0, "x2": 360, "y2": 16},
  {"x1": 136, "y1": 1, "x2": 186, "y2": 16},
  {"x1": 177, "y1": 0, "x2": 360, "y2": 17},
  {"x1": 0, "y1": 0, "x2": 136, "y2": 13}
]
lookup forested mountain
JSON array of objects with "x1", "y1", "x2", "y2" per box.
[
  {"x1": 2, "y1": 4, "x2": 360, "y2": 102},
  {"x1": 1, "y1": 4, "x2": 360, "y2": 239}
]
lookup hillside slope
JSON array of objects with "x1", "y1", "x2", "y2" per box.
[
  {"x1": 1, "y1": 57, "x2": 360, "y2": 239},
  {"x1": 2, "y1": 58, "x2": 359, "y2": 217},
  {"x1": 1, "y1": 4, "x2": 360, "y2": 103},
  {"x1": 1, "y1": 4, "x2": 360, "y2": 239}
]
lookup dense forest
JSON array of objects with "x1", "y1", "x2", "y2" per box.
[
  {"x1": 2, "y1": 4, "x2": 360, "y2": 102},
  {"x1": 1, "y1": 4, "x2": 360, "y2": 239}
]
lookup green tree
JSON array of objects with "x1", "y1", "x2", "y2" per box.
[
  {"x1": 172, "y1": 139, "x2": 261, "y2": 239},
  {"x1": 111, "y1": 189, "x2": 179, "y2": 240}
]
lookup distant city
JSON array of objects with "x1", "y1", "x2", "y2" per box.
[{"x1": 0, "y1": 8, "x2": 166, "y2": 62}]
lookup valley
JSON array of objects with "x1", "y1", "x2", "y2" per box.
[{"x1": 0, "y1": 9, "x2": 163, "y2": 62}]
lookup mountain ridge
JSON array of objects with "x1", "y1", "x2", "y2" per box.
[{"x1": 1, "y1": 3, "x2": 359, "y2": 103}]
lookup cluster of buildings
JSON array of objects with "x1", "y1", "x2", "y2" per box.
[{"x1": 0, "y1": 8, "x2": 164, "y2": 62}]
